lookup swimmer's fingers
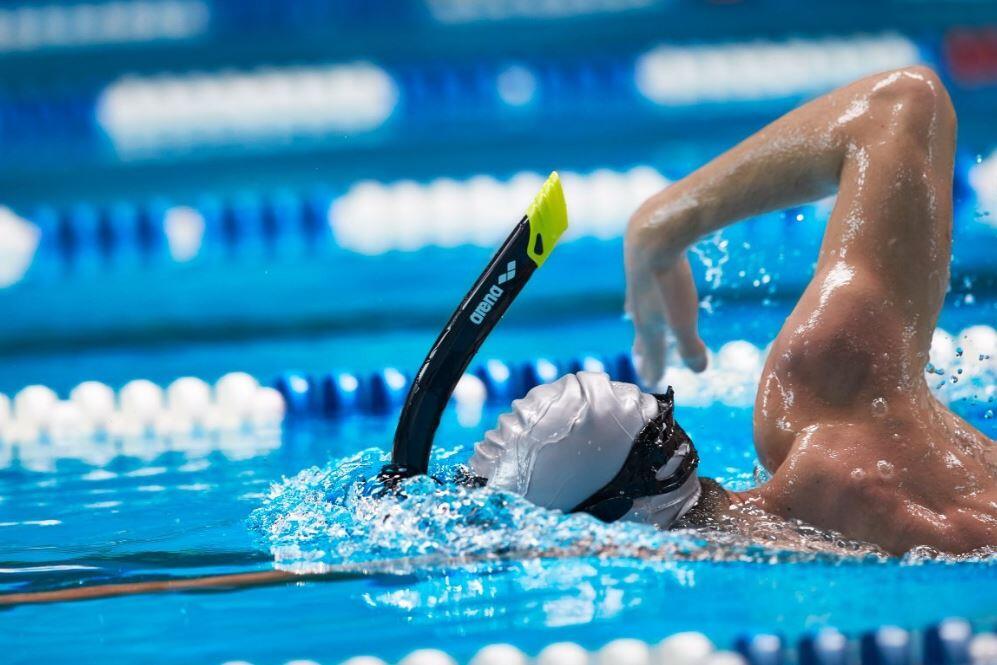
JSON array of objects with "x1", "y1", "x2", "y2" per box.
[
  {"x1": 626, "y1": 275, "x2": 669, "y2": 388},
  {"x1": 655, "y1": 255, "x2": 708, "y2": 373}
]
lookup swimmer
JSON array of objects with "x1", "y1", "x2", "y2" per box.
[
  {"x1": 472, "y1": 66, "x2": 996, "y2": 556},
  {"x1": 4, "y1": 67, "x2": 992, "y2": 609}
]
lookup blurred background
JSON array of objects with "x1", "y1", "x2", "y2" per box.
[{"x1": 0, "y1": 0, "x2": 994, "y2": 395}]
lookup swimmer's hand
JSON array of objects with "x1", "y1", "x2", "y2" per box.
[{"x1": 625, "y1": 209, "x2": 708, "y2": 387}]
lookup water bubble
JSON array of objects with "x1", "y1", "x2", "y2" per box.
[
  {"x1": 248, "y1": 447, "x2": 703, "y2": 570},
  {"x1": 985, "y1": 410, "x2": 994, "y2": 419},
  {"x1": 870, "y1": 397, "x2": 888, "y2": 417},
  {"x1": 956, "y1": 346, "x2": 964, "y2": 357}
]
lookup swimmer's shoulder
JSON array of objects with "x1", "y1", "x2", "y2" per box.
[
  {"x1": 753, "y1": 423, "x2": 906, "y2": 539},
  {"x1": 762, "y1": 419, "x2": 996, "y2": 554}
]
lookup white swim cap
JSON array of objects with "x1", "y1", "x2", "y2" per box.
[{"x1": 470, "y1": 371, "x2": 700, "y2": 528}]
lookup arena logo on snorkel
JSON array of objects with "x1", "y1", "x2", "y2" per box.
[{"x1": 470, "y1": 284, "x2": 504, "y2": 325}]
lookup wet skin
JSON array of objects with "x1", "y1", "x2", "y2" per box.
[{"x1": 625, "y1": 66, "x2": 996, "y2": 555}]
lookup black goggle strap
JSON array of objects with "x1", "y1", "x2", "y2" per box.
[{"x1": 569, "y1": 388, "x2": 699, "y2": 523}]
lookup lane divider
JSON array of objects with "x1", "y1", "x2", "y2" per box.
[
  {"x1": 27, "y1": 188, "x2": 334, "y2": 269},
  {"x1": 98, "y1": 62, "x2": 398, "y2": 154},
  {"x1": 0, "y1": 325, "x2": 992, "y2": 451},
  {"x1": 0, "y1": 372, "x2": 283, "y2": 448},
  {"x1": 330, "y1": 167, "x2": 668, "y2": 254},
  {"x1": 18, "y1": 159, "x2": 994, "y2": 274},
  {"x1": 218, "y1": 619, "x2": 997, "y2": 665},
  {"x1": 273, "y1": 324, "x2": 994, "y2": 417},
  {"x1": 0, "y1": 0, "x2": 210, "y2": 54}
]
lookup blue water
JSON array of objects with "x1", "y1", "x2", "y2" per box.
[
  {"x1": 3, "y1": 3, "x2": 997, "y2": 663},
  {"x1": 2, "y1": 303, "x2": 994, "y2": 664}
]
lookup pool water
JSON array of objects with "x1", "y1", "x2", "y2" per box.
[
  {"x1": 1, "y1": 300, "x2": 994, "y2": 665},
  {"x1": 3, "y1": 5, "x2": 997, "y2": 663}
]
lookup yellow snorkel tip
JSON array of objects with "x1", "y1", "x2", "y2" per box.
[{"x1": 525, "y1": 171, "x2": 569, "y2": 267}]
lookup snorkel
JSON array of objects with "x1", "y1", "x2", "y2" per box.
[{"x1": 379, "y1": 172, "x2": 568, "y2": 482}]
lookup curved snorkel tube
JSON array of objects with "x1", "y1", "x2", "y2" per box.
[{"x1": 380, "y1": 172, "x2": 568, "y2": 482}]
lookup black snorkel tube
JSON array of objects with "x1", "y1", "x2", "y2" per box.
[{"x1": 380, "y1": 172, "x2": 568, "y2": 482}]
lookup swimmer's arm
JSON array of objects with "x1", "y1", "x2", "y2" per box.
[{"x1": 625, "y1": 66, "x2": 941, "y2": 384}]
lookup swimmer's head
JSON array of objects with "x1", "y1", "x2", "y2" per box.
[{"x1": 469, "y1": 371, "x2": 700, "y2": 528}]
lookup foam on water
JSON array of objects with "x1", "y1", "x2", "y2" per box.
[
  {"x1": 248, "y1": 447, "x2": 709, "y2": 573},
  {"x1": 247, "y1": 446, "x2": 907, "y2": 574}
]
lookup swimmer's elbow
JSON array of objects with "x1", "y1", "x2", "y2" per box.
[{"x1": 862, "y1": 66, "x2": 956, "y2": 143}]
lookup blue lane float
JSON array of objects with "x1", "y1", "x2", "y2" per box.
[
  {"x1": 104, "y1": 201, "x2": 140, "y2": 258},
  {"x1": 861, "y1": 626, "x2": 913, "y2": 665},
  {"x1": 474, "y1": 359, "x2": 517, "y2": 405},
  {"x1": 318, "y1": 372, "x2": 361, "y2": 418},
  {"x1": 798, "y1": 628, "x2": 849, "y2": 665},
  {"x1": 736, "y1": 633, "x2": 785, "y2": 665},
  {"x1": 67, "y1": 202, "x2": 101, "y2": 259},
  {"x1": 360, "y1": 367, "x2": 409, "y2": 414},
  {"x1": 924, "y1": 618, "x2": 974, "y2": 665},
  {"x1": 517, "y1": 358, "x2": 558, "y2": 394},
  {"x1": 273, "y1": 371, "x2": 314, "y2": 417},
  {"x1": 274, "y1": 352, "x2": 641, "y2": 419},
  {"x1": 334, "y1": 619, "x2": 996, "y2": 665}
]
